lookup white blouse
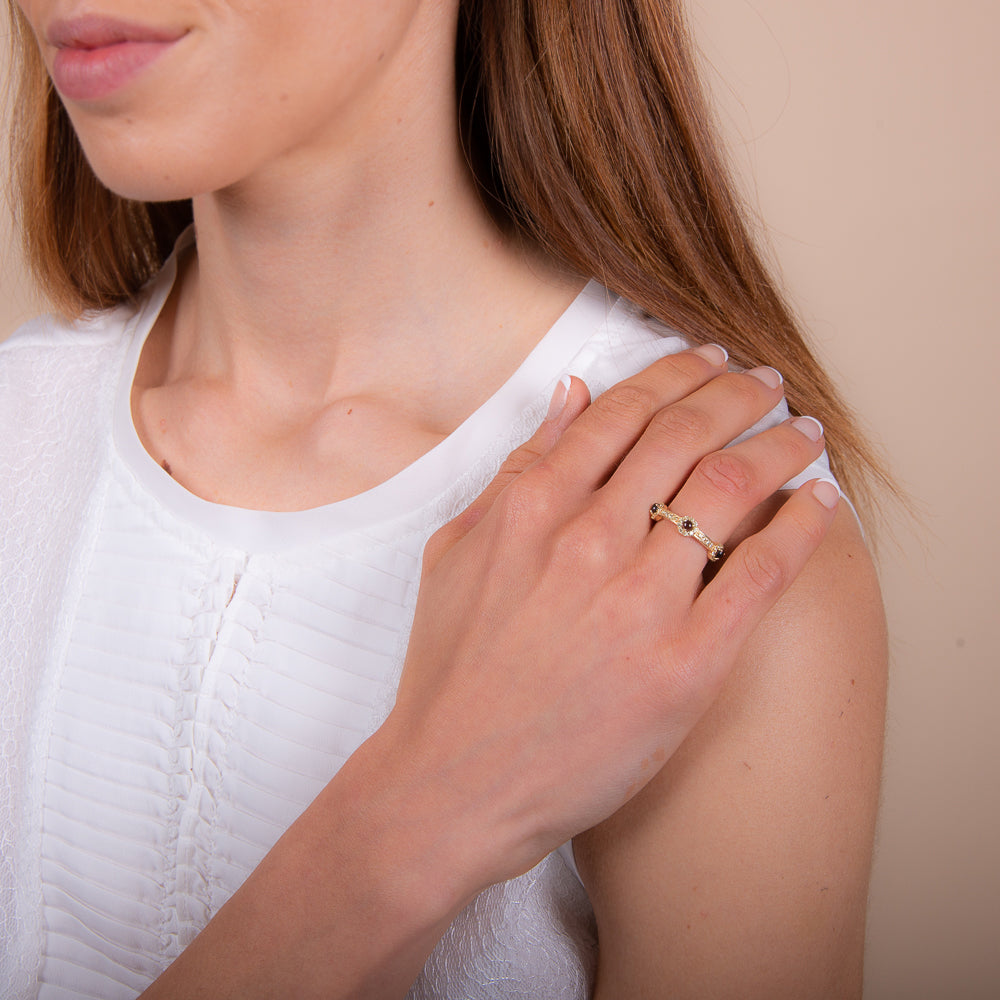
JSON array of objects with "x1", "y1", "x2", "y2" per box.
[{"x1": 0, "y1": 240, "x2": 833, "y2": 999}]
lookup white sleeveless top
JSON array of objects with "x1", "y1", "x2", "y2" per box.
[{"x1": 0, "y1": 242, "x2": 833, "y2": 999}]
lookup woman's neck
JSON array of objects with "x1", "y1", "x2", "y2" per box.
[
  {"x1": 133, "y1": 70, "x2": 581, "y2": 510},
  {"x1": 179, "y1": 154, "x2": 573, "y2": 422}
]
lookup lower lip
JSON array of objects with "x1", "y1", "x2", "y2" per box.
[{"x1": 52, "y1": 40, "x2": 177, "y2": 102}]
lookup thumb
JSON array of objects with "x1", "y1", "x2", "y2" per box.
[{"x1": 422, "y1": 376, "x2": 590, "y2": 572}]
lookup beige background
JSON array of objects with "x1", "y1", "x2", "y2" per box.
[{"x1": 2, "y1": 2, "x2": 998, "y2": 997}]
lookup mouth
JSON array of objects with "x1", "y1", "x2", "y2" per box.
[{"x1": 47, "y1": 15, "x2": 187, "y2": 102}]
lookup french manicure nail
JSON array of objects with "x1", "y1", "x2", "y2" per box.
[
  {"x1": 791, "y1": 415, "x2": 825, "y2": 442},
  {"x1": 746, "y1": 366, "x2": 783, "y2": 389},
  {"x1": 545, "y1": 374, "x2": 572, "y2": 421},
  {"x1": 812, "y1": 478, "x2": 841, "y2": 509},
  {"x1": 691, "y1": 343, "x2": 729, "y2": 366}
]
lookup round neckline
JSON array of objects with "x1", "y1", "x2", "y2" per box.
[{"x1": 113, "y1": 233, "x2": 617, "y2": 552}]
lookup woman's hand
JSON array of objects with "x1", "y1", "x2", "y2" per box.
[
  {"x1": 142, "y1": 346, "x2": 838, "y2": 1000},
  {"x1": 383, "y1": 344, "x2": 838, "y2": 892}
]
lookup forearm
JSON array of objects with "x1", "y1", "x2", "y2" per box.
[
  {"x1": 140, "y1": 726, "x2": 482, "y2": 1000},
  {"x1": 141, "y1": 357, "x2": 840, "y2": 997}
]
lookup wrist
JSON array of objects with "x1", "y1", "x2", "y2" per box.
[
  {"x1": 143, "y1": 724, "x2": 494, "y2": 999},
  {"x1": 317, "y1": 731, "x2": 478, "y2": 926},
  {"x1": 365, "y1": 707, "x2": 561, "y2": 894},
  {"x1": 331, "y1": 716, "x2": 504, "y2": 922}
]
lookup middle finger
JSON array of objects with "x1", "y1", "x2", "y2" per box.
[{"x1": 595, "y1": 366, "x2": 787, "y2": 529}]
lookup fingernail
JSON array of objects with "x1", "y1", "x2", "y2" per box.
[
  {"x1": 812, "y1": 478, "x2": 841, "y2": 509},
  {"x1": 791, "y1": 415, "x2": 825, "y2": 442},
  {"x1": 545, "y1": 374, "x2": 572, "y2": 421},
  {"x1": 746, "y1": 366, "x2": 783, "y2": 389},
  {"x1": 691, "y1": 343, "x2": 729, "y2": 366}
]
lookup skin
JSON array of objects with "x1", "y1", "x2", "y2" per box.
[
  {"x1": 24, "y1": 0, "x2": 585, "y2": 506},
  {"x1": 17, "y1": 0, "x2": 886, "y2": 995},
  {"x1": 577, "y1": 500, "x2": 885, "y2": 999}
]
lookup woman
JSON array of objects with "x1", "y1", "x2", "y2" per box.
[{"x1": 1, "y1": 0, "x2": 887, "y2": 997}]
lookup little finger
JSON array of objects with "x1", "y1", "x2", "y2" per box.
[{"x1": 687, "y1": 479, "x2": 840, "y2": 669}]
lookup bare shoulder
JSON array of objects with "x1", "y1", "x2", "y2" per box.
[{"x1": 574, "y1": 501, "x2": 887, "y2": 1000}]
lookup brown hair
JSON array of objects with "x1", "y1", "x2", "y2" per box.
[
  {"x1": 5, "y1": 0, "x2": 892, "y2": 524},
  {"x1": 4, "y1": 3, "x2": 191, "y2": 315}
]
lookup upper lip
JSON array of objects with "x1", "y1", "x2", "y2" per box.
[{"x1": 47, "y1": 14, "x2": 186, "y2": 50}]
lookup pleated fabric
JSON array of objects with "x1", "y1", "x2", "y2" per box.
[
  {"x1": 29, "y1": 248, "x2": 616, "y2": 998},
  {"x1": 4, "y1": 234, "x2": 833, "y2": 998},
  {"x1": 36, "y1": 447, "x2": 600, "y2": 998},
  {"x1": 37, "y1": 457, "x2": 417, "y2": 996}
]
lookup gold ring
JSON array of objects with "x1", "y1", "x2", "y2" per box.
[{"x1": 649, "y1": 503, "x2": 725, "y2": 561}]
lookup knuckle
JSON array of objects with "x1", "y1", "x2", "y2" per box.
[
  {"x1": 647, "y1": 403, "x2": 713, "y2": 452},
  {"x1": 735, "y1": 540, "x2": 789, "y2": 599},
  {"x1": 693, "y1": 450, "x2": 759, "y2": 503},
  {"x1": 500, "y1": 438, "x2": 546, "y2": 476},
  {"x1": 722, "y1": 371, "x2": 764, "y2": 408},
  {"x1": 648, "y1": 348, "x2": 715, "y2": 385},
  {"x1": 493, "y1": 474, "x2": 558, "y2": 531},
  {"x1": 549, "y1": 506, "x2": 617, "y2": 574},
  {"x1": 646, "y1": 628, "x2": 714, "y2": 712},
  {"x1": 785, "y1": 502, "x2": 828, "y2": 549},
  {"x1": 591, "y1": 383, "x2": 658, "y2": 428}
]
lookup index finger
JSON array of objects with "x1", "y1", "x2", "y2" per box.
[{"x1": 536, "y1": 344, "x2": 730, "y2": 494}]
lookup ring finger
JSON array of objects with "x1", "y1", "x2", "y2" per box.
[{"x1": 644, "y1": 415, "x2": 828, "y2": 576}]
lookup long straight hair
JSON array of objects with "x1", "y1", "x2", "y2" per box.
[{"x1": 4, "y1": 0, "x2": 893, "y2": 524}]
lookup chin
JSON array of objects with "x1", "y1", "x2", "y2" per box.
[
  {"x1": 79, "y1": 142, "x2": 231, "y2": 204},
  {"x1": 65, "y1": 109, "x2": 231, "y2": 203},
  {"x1": 100, "y1": 176, "x2": 205, "y2": 205},
  {"x1": 92, "y1": 171, "x2": 198, "y2": 204}
]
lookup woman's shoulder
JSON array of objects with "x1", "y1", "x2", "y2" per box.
[
  {"x1": 566, "y1": 286, "x2": 691, "y2": 397},
  {"x1": 1, "y1": 300, "x2": 140, "y2": 398},
  {"x1": 2, "y1": 300, "x2": 138, "y2": 359},
  {"x1": 570, "y1": 289, "x2": 834, "y2": 492},
  {"x1": 0, "y1": 301, "x2": 143, "y2": 474}
]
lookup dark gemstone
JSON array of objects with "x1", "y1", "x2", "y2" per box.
[{"x1": 682, "y1": 518, "x2": 695, "y2": 531}]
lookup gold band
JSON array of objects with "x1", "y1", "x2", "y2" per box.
[{"x1": 649, "y1": 503, "x2": 725, "y2": 561}]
